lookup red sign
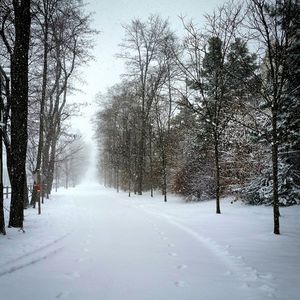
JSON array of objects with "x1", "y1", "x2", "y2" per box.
[{"x1": 35, "y1": 184, "x2": 41, "y2": 193}]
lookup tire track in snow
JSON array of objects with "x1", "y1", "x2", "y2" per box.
[
  {"x1": 0, "y1": 233, "x2": 70, "y2": 277},
  {"x1": 0, "y1": 247, "x2": 64, "y2": 277},
  {"x1": 56, "y1": 291, "x2": 71, "y2": 299},
  {"x1": 0, "y1": 233, "x2": 70, "y2": 268}
]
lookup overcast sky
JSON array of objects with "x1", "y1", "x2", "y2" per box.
[{"x1": 71, "y1": 0, "x2": 224, "y2": 146}]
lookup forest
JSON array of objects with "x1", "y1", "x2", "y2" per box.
[
  {"x1": 0, "y1": 0, "x2": 299, "y2": 238},
  {"x1": 0, "y1": 0, "x2": 95, "y2": 235},
  {"x1": 94, "y1": 0, "x2": 300, "y2": 235}
]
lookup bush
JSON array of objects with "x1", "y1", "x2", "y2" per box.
[{"x1": 241, "y1": 162, "x2": 300, "y2": 206}]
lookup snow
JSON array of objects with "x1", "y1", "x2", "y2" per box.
[{"x1": 1, "y1": 183, "x2": 299, "y2": 300}]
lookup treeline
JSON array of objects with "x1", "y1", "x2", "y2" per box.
[
  {"x1": 95, "y1": 0, "x2": 300, "y2": 234},
  {"x1": 0, "y1": 0, "x2": 95, "y2": 234}
]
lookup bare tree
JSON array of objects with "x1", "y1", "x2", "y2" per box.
[
  {"x1": 153, "y1": 38, "x2": 178, "y2": 202},
  {"x1": 29, "y1": 0, "x2": 59, "y2": 206},
  {"x1": 119, "y1": 15, "x2": 171, "y2": 195},
  {"x1": 246, "y1": 0, "x2": 299, "y2": 234},
  {"x1": 55, "y1": 133, "x2": 89, "y2": 188},
  {"x1": 0, "y1": 68, "x2": 5, "y2": 235},
  {"x1": 28, "y1": 0, "x2": 96, "y2": 203},
  {"x1": 4, "y1": 0, "x2": 31, "y2": 228}
]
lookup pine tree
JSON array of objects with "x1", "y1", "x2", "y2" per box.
[
  {"x1": 284, "y1": 0, "x2": 300, "y2": 183},
  {"x1": 242, "y1": 1, "x2": 300, "y2": 208},
  {"x1": 171, "y1": 104, "x2": 215, "y2": 201}
]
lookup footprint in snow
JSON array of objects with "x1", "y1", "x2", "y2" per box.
[
  {"x1": 259, "y1": 284, "x2": 274, "y2": 293},
  {"x1": 240, "y1": 282, "x2": 250, "y2": 290},
  {"x1": 177, "y1": 264, "x2": 187, "y2": 270},
  {"x1": 56, "y1": 291, "x2": 71, "y2": 299},
  {"x1": 83, "y1": 248, "x2": 89, "y2": 253},
  {"x1": 259, "y1": 273, "x2": 273, "y2": 280},
  {"x1": 64, "y1": 271, "x2": 80, "y2": 279},
  {"x1": 76, "y1": 257, "x2": 86, "y2": 263},
  {"x1": 168, "y1": 243, "x2": 175, "y2": 248},
  {"x1": 168, "y1": 252, "x2": 177, "y2": 257},
  {"x1": 174, "y1": 280, "x2": 186, "y2": 288},
  {"x1": 242, "y1": 268, "x2": 259, "y2": 281}
]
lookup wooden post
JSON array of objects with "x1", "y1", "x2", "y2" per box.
[{"x1": 41, "y1": 182, "x2": 44, "y2": 204}]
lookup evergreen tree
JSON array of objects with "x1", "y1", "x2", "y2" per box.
[
  {"x1": 226, "y1": 38, "x2": 259, "y2": 99},
  {"x1": 242, "y1": 0, "x2": 300, "y2": 208},
  {"x1": 284, "y1": 0, "x2": 300, "y2": 180},
  {"x1": 171, "y1": 103, "x2": 215, "y2": 201}
]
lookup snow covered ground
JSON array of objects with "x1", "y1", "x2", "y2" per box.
[{"x1": 0, "y1": 183, "x2": 299, "y2": 300}]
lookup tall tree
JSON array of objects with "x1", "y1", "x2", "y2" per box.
[
  {"x1": 0, "y1": 68, "x2": 5, "y2": 235},
  {"x1": 27, "y1": 0, "x2": 96, "y2": 201},
  {"x1": 119, "y1": 15, "x2": 171, "y2": 195},
  {"x1": 9, "y1": 0, "x2": 31, "y2": 228},
  {"x1": 174, "y1": 1, "x2": 243, "y2": 213},
  {"x1": 30, "y1": 0, "x2": 58, "y2": 206},
  {"x1": 283, "y1": 0, "x2": 300, "y2": 189},
  {"x1": 247, "y1": 0, "x2": 299, "y2": 234}
]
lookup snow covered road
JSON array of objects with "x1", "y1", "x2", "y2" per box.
[{"x1": 1, "y1": 183, "x2": 299, "y2": 300}]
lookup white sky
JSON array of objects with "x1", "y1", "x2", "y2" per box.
[{"x1": 70, "y1": 0, "x2": 224, "y2": 147}]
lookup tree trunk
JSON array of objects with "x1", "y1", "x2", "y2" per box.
[
  {"x1": 214, "y1": 133, "x2": 221, "y2": 214},
  {"x1": 55, "y1": 161, "x2": 59, "y2": 191},
  {"x1": 65, "y1": 158, "x2": 69, "y2": 189},
  {"x1": 116, "y1": 167, "x2": 119, "y2": 192},
  {"x1": 128, "y1": 130, "x2": 132, "y2": 197},
  {"x1": 149, "y1": 125, "x2": 153, "y2": 198},
  {"x1": 163, "y1": 168, "x2": 167, "y2": 202},
  {"x1": 41, "y1": 133, "x2": 51, "y2": 194},
  {"x1": 47, "y1": 135, "x2": 58, "y2": 195},
  {"x1": 0, "y1": 127, "x2": 6, "y2": 235},
  {"x1": 137, "y1": 119, "x2": 146, "y2": 195},
  {"x1": 9, "y1": 0, "x2": 31, "y2": 228},
  {"x1": 272, "y1": 109, "x2": 280, "y2": 234},
  {"x1": 31, "y1": 9, "x2": 49, "y2": 206},
  {"x1": 162, "y1": 145, "x2": 167, "y2": 202},
  {"x1": 23, "y1": 177, "x2": 29, "y2": 208},
  {"x1": 0, "y1": 193, "x2": 5, "y2": 235}
]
